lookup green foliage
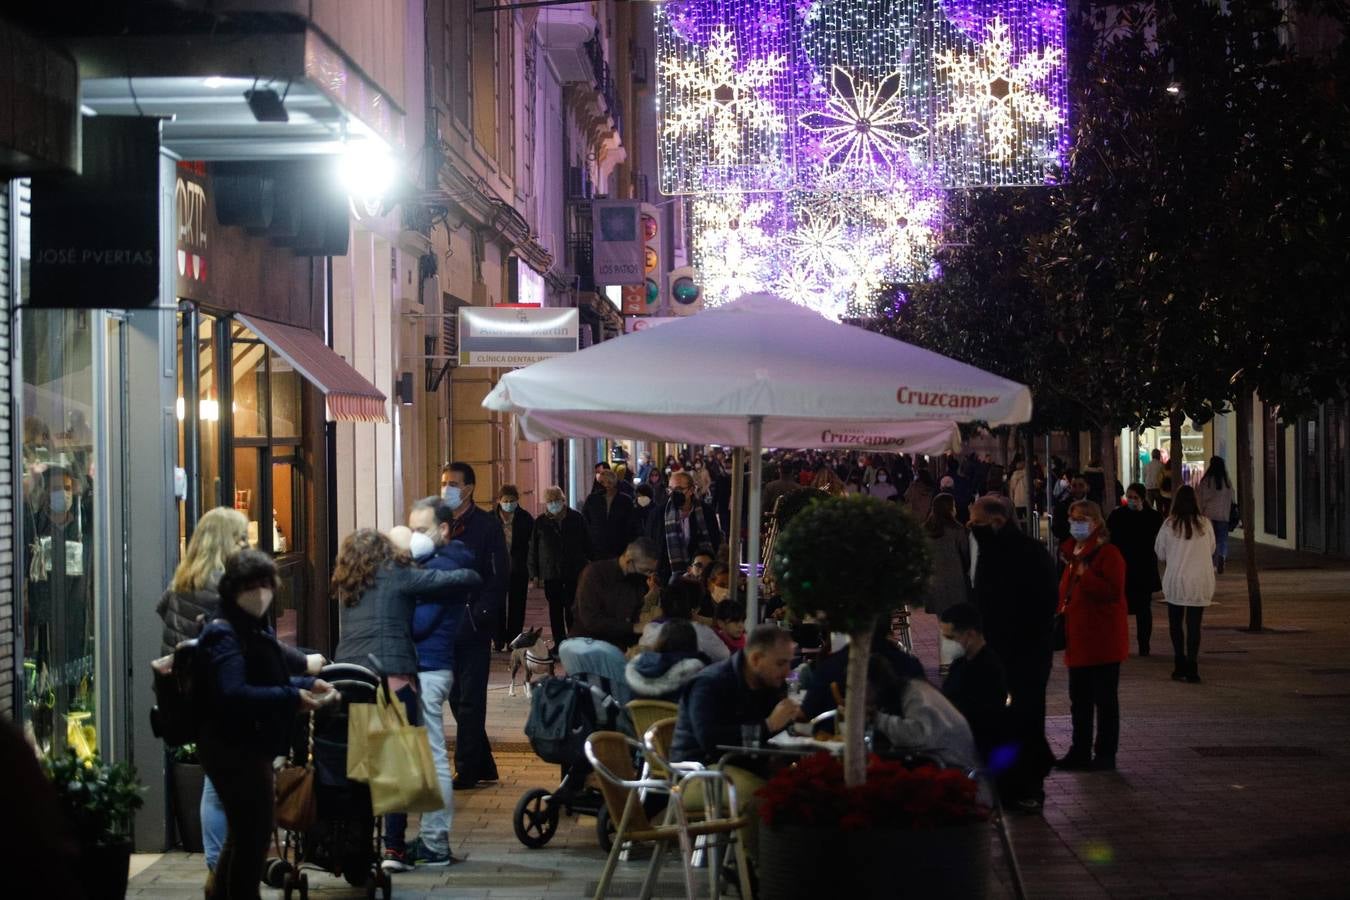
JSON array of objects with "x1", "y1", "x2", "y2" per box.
[
  {"x1": 771, "y1": 495, "x2": 932, "y2": 634},
  {"x1": 170, "y1": 743, "x2": 199, "y2": 765},
  {"x1": 43, "y1": 752, "x2": 145, "y2": 844},
  {"x1": 775, "y1": 488, "x2": 822, "y2": 526}
]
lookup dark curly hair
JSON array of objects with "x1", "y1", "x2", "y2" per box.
[
  {"x1": 332, "y1": 529, "x2": 405, "y2": 608},
  {"x1": 217, "y1": 548, "x2": 279, "y2": 606}
]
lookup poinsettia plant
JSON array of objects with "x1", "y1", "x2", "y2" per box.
[{"x1": 757, "y1": 753, "x2": 987, "y2": 831}]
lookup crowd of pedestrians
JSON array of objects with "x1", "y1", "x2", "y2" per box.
[{"x1": 151, "y1": 442, "x2": 1234, "y2": 896}]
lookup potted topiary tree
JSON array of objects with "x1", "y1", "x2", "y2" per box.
[
  {"x1": 761, "y1": 494, "x2": 990, "y2": 898},
  {"x1": 44, "y1": 752, "x2": 145, "y2": 900},
  {"x1": 771, "y1": 493, "x2": 932, "y2": 786}
]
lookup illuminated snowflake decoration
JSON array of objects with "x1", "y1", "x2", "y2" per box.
[
  {"x1": 783, "y1": 209, "x2": 852, "y2": 277},
  {"x1": 691, "y1": 191, "x2": 783, "y2": 306},
  {"x1": 936, "y1": 17, "x2": 1063, "y2": 162},
  {"x1": 798, "y1": 67, "x2": 929, "y2": 173},
  {"x1": 662, "y1": 25, "x2": 788, "y2": 164}
]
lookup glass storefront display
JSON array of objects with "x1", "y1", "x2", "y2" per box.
[
  {"x1": 1131, "y1": 418, "x2": 1209, "y2": 487},
  {"x1": 19, "y1": 308, "x2": 99, "y2": 758}
]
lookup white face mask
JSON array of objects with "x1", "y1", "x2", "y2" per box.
[
  {"x1": 637, "y1": 495, "x2": 652, "y2": 508},
  {"x1": 409, "y1": 532, "x2": 436, "y2": 562},
  {"x1": 236, "y1": 587, "x2": 274, "y2": 619},
  {"x1": 941, "y1": 636, "x2": 966, "y2": 661}
]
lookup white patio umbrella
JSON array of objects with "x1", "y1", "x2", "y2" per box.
[{"x1": 483, "y1": 292, "x2": 1032, "y2": 622}]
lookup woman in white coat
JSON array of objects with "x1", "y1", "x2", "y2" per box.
[{"x1": 1154, "y1": 485, "x2": 1216, "y2": 683}]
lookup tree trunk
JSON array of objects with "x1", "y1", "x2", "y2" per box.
[
  {"x1": 843, "y1": 628, "x2": 873, "y2": 787},
  {"x1": 1168, "y1": 408, "x2": 1185, "y2": 491},
  {"x1": 1234, "y1": 391, "x2": 1264, "y2": 631},
  {"x1": 1099, "y1": 427, "x2": 1117, "y2": 506}
]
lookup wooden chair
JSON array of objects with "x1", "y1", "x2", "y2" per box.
[
  {"x1": 586, "y1": 731, "x2": 754, "y2": 900},
  {"x1": 626, "y1": 700, "x2": 680, "y2": 767}
]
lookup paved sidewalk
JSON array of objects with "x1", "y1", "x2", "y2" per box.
[{"x1": 130, "y1": 566, "x2": 1350, "y2": 898}]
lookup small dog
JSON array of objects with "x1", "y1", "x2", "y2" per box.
[{"x1": 508, "y1": 627, "x2": 556, "y2": 697}]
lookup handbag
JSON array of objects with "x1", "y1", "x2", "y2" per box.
[
  {"x1": 1228, "y1": 501, "x2": 1241, "y2": 530},
  {"x1": 275, "y1": 713, "x2": 317, "y2": 831},
  {"x1": 348, "y1": 681, "x2": 443, "y2": 816}
]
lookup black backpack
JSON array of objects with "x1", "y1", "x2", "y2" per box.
[
  {"x1": 524, "y1": 674, "x2": 621, "y2": 766},
  {"x1": 149, "y1": 634, "x2": 212, "y2": 747}
]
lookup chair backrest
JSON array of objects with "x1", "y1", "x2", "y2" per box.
[
  {"x1": 643, "y1": 717, "x2": 678, "y2": 779},
  {"x1": 586, "y1": 731, "x2": 655, "y2": 833},
  {"x1": 627, "y1": 699, "x2": 679, "y2": 742}
]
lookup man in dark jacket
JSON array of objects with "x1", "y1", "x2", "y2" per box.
[
  {"x1": 939, "y1": 602, "x2": 1011, "y2": 766},
  {"x1": 671, "y1": 625, "x2": 801, "y2": 768},
  {"x1": 801, "y1": 621, "x2": 925, "y2": 726},
  {"x1": 571, "y1": 538, "x2": 658, "y2": 651},
  {"x1": 392, "y1": 498, "x2": 478, "y2": 868},
  {"x1": 492, "y1": 484, "x2": 534, "y2": 650},
  {"x1": 646, "y1": 470, "x2": 722, "y2": 583},
  {"x1": 439, "y1": 462, "x2": 510, "y2": 789},
  {"x1": 1052, "y1": 475, "x2": 1089, "y2": 543},
  {"x1": 583, "y1": 468, "x2": 635, "y2": 560},
  {"x1": 968, "y1": 496, "x2": 1057, "y2": 812}
]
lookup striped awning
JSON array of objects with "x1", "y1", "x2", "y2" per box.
[{"x1": 235, "y1": 314, "x2": 388, "y2": 423}]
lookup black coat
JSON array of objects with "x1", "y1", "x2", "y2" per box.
[
  {"x1": 583, "y1": 491, "x2": 635, "y2": 560},
  {"x1": 971, "y1": 524, "x2": 1058, "y2": 672},
  {"x1": 671, "y1": 651, "x2": 785, "y2": 766},
  {"x1": 1105, "y1": 505, "x2": 1164, "y2": 605},
  {"x1": 493, "y1": 505, "x2": 535, "y2": 576},
  {"x1": 529, "y1": 509, "x2": 592, "y2": 582}
]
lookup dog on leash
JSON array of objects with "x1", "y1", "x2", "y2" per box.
[{"x1": 508, "y1": 627, "x2": 556, "y2": 697}]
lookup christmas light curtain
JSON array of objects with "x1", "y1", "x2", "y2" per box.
[{"x1": 656, "y1": 0, "x2": 1068, "y2": 318}]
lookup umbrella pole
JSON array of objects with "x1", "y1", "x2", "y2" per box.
[
  {"x1": 729, "y1": 447, "x2": 745, "y2": 607},
  {"x1": 746, "y1": 417, "x2": 764, "y2": 625}
]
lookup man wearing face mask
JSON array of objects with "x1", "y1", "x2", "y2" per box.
[
  {"x1": 571, "y1": 538, "x2": 660, "y2": 652},
  {"x1": 438, "y1": 462, "x2": 510, "y2": 790},
  {"x1": 528, "y1": 487, "x2": 591, "y2": 647},
  {"x1": 582, "y1": 468, "x2": 635, "y2": 561},
  {"x1": 968, "y1": 496, "x2": 1057, "y2": 813},
  {"x1": 197, "y1": 550, "x2": 337, "y2": 897},
  {"x1": 645, "y1": 471, "x2": 723, "y2": 584},
  {"x1": 492, "y1": 485, "x2": 534, "y2": 650},
  {"x1": 939, "y1": 602, "x2": 1011, "y2": 768}
]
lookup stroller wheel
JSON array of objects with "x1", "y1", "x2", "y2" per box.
[
  {"x1": 513, "y1": 788, "x2": 561, "y2": 848},
  {"x1": 265, "y1": 857, "x2": 294, "y2": 889},
  {"x1": 596, "y1": 804, "x2": 617, "y2": 853}
]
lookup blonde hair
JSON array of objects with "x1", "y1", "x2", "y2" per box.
[
  {"x1": 171, "y1": 507, "x2": 249, "y2": 593},
  {"x1": 1069, "y1": 499, "x2": 1110, "y2": 542},
  {"x1": 543, "y1": 485, "x2": 565, "y2": 503}
]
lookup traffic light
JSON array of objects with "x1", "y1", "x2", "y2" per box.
[
  {"x1": 668, "y1": 266, "x2": 703, "y2": 316},
  {"x1": 623, "y1": 204, "x2": 662, "y2": 316}
]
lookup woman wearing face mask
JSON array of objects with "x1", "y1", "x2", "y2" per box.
[
  {"x1": 494, "y1": 485, "x2": 535, "y2": 651},
  {"x1": 331, "y1": 528, "x2": 483, "y2": 869},
  {"x1": 159, "y1": 506, "x2": 317, "y2": 890},
  {"x1": 1153, "y1": 486, "x2": 1216, "y2": 683},
  {"x1": 867, "y1": 466, "x2": 897, "y2": 500},
  {"x1": 1105, "y1": 484, "x2": 1164, "y2": 656},
  {"x1": 196, "y1": 550, "x2": 338, "y2": 899},
  {"x1": 920, "y1": 493, "x2": 971, "y2": 675},
  {"x1": 631, "y1": 483, "x2": 658, "y2": 541},
  {"x1": 1055, "y1": 501, "x2": 1128, "y2": 772},
  {"x1": 527, "y1": 486, "x2": 592, "y2": 647}
]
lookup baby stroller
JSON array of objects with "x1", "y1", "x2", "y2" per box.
[
  {"x1": 266, "y1": 663, "x2": 393, "y2": 900},
  {"x1": 513, "y1": 671, "x2": 633, "y2": 851}
]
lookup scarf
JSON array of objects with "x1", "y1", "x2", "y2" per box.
[{"x1": 663, "y1": 501, "x2": 710, "y2": 574}]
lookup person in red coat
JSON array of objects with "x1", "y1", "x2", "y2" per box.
[{"x1": 1055, "y1": 499, "x2": 1128, "y2": 772}]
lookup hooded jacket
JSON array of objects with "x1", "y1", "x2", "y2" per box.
[{"x1": 625, "y1": 650, "x2": 707, "y2": 702}]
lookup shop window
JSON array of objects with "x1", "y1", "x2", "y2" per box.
[
  {"x1": 1263, "y1": 402, "x2": 1287, "y2": 539},
  {"x1": 19, "y1": 308, "x2": 98, "y2": 758},
  {"x1": 231, "y1": 327, "x2": 269, "y2": 438},
  {"x1": 270, "y1": 351, "x2": 302, "y2": 439}
]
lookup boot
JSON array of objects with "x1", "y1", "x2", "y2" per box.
[
  {"x1": 1185, "y1": 657, "x2": 1202, "y2": 683},
  {"x1": 1171, "y1": 656, "x2": 1187, "y2": 681}
]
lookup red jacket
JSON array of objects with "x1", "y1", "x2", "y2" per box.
[{"x1": 1058, "y1": 537, "x2": 1129, "y2": 668}]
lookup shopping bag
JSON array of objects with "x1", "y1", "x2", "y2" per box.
[
  {"x1": 366, "y1": 718, "x2": 443, "y2": 816},
  {"x1": 276, "y1": 713, "x2": 318, "y2": 831},
  {"x1": 347, "y1": 684, "x2": 405, "y2": 782}
]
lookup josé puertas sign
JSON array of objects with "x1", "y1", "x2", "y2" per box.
[
  {"x1": 30, "y1": 116, "x2": 161, "y2": 308},
  {"x1": 458, "y1": 307, "x2": 579, "y2": 368}
]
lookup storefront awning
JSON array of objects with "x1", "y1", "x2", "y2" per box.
[{"x1": 236, "y1": 315, "x2": 388, "y2": 424}]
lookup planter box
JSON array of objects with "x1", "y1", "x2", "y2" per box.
[
  {"x1": 759, "y1": 822, "x2": 990, "y2": 900},
  {"x1": 78, "y1": 839, "x2": 132, "y2": 900},
  {"x1": 171, "y1": 762, "x2": 206, "y2": 853}
]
